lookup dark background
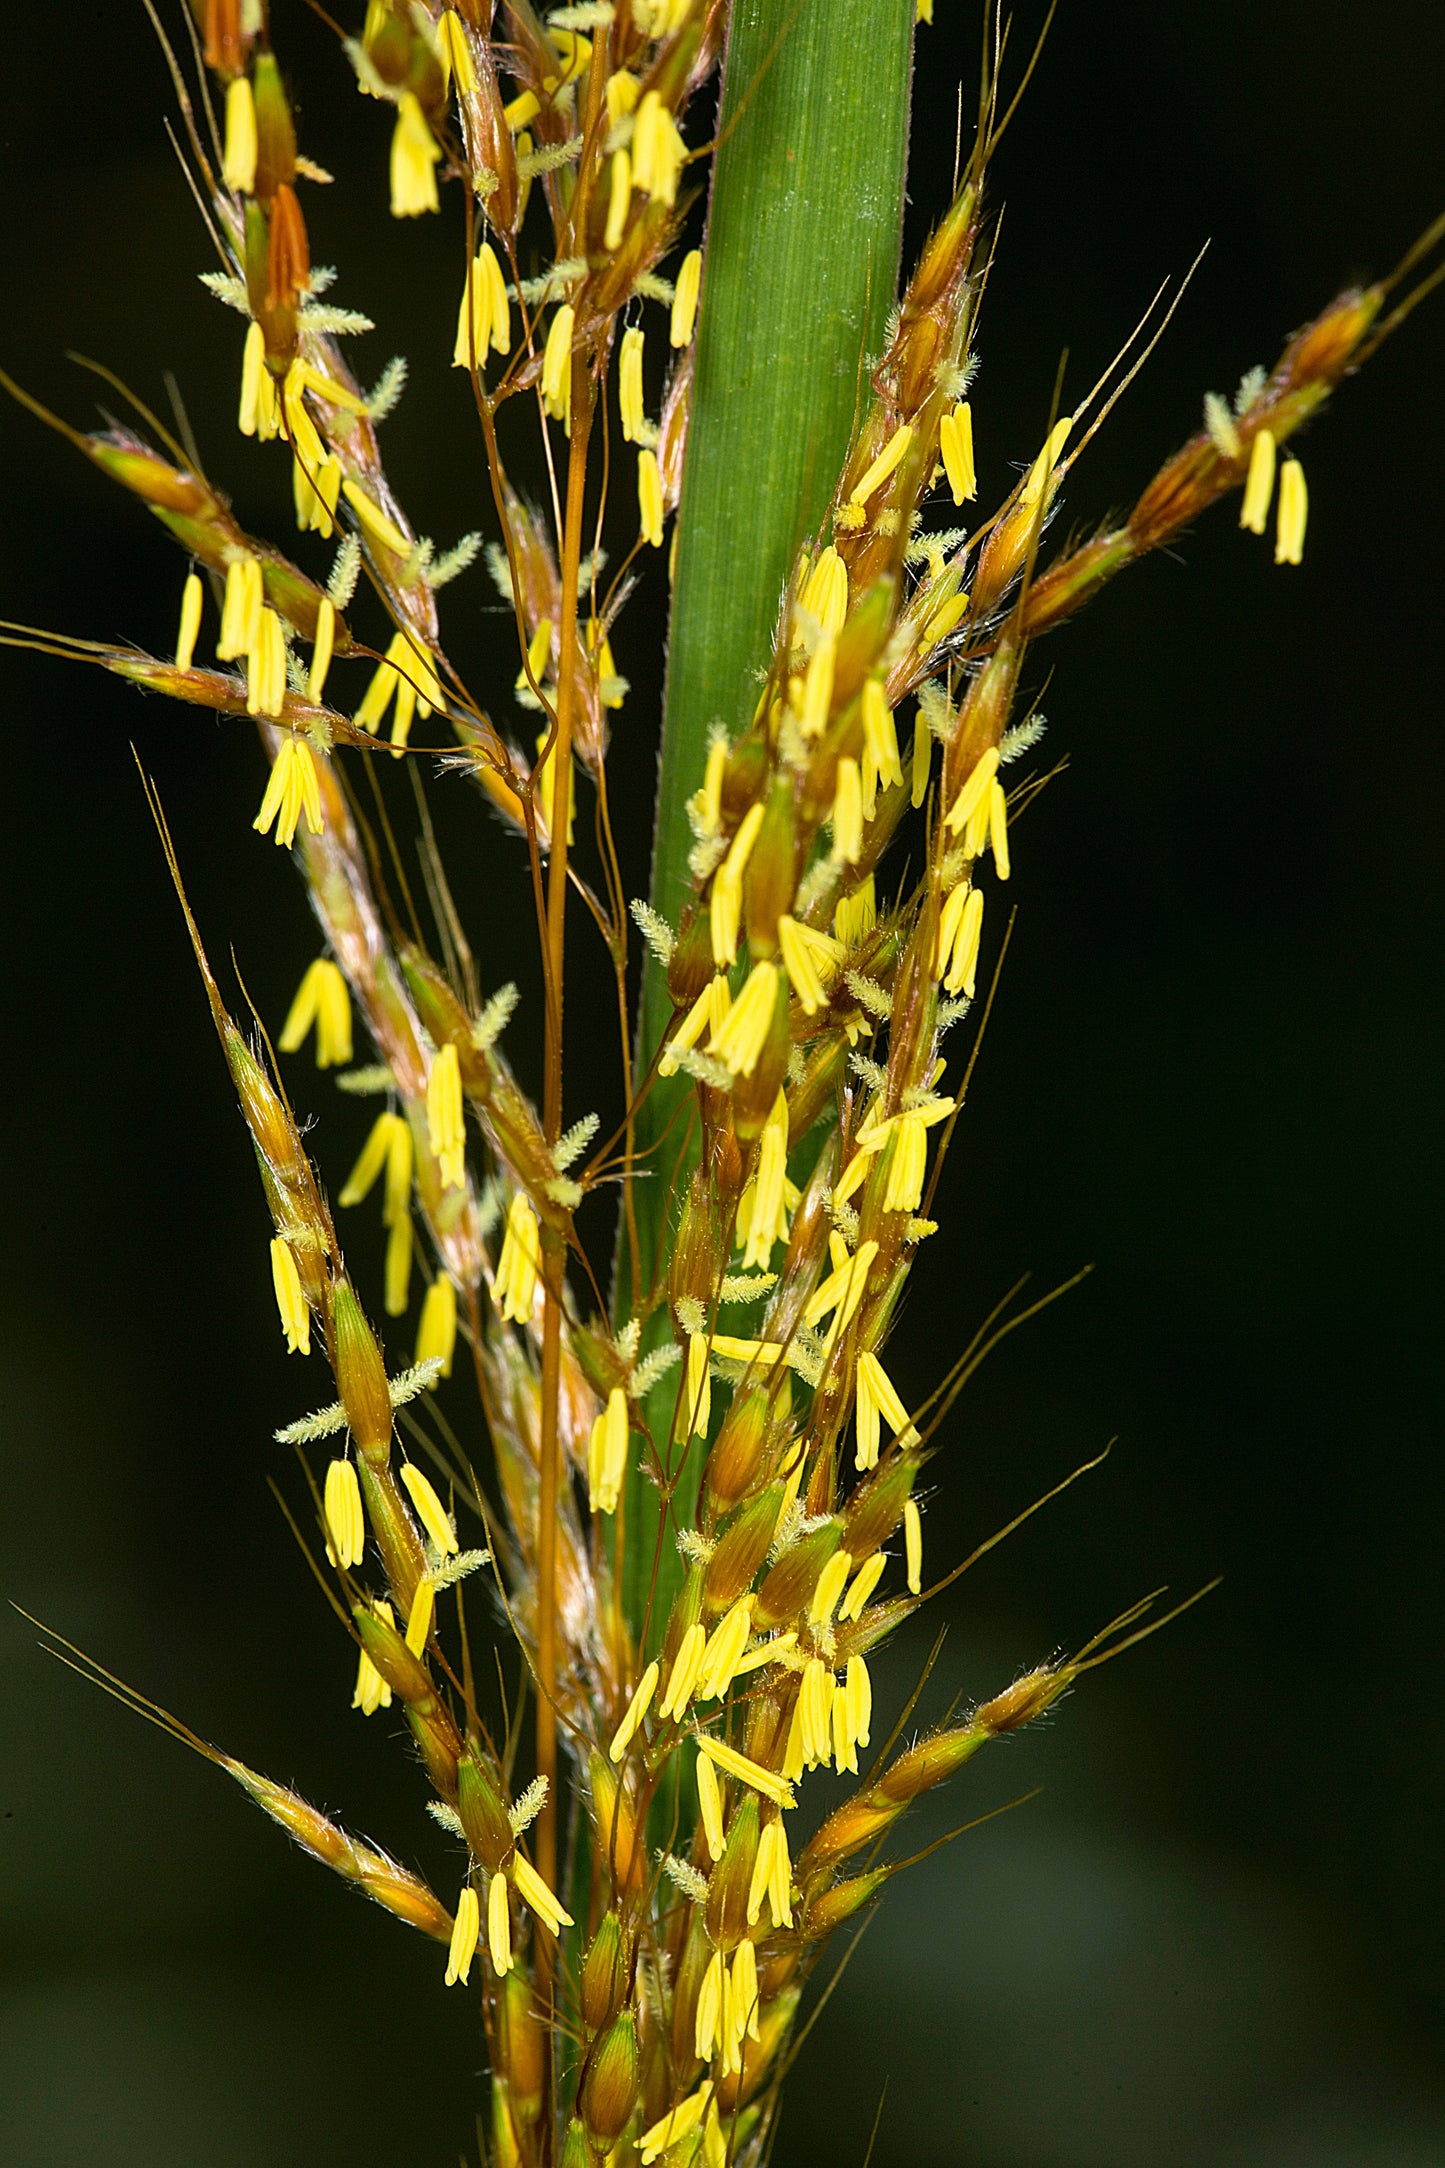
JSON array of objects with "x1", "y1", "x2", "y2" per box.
[{"x1": 2, "y1": 4, "x2": 1441, "y2": 2164}]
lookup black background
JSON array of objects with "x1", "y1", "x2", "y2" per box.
[{"x1": 2, "y1": 4, "x2": 1442, "y2": 2164}]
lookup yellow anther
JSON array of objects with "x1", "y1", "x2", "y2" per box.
[
  {"x1": 587, "y1": 1386, "x2": 630, "y2": 1516},
  {"x1": 217, "y1": 553, "x2": 263, "y2": 661},
  {"x1": 911, "y1": 714, "x2": 932, "y2": 807},
  {"x1": 631, "y1": 89, "x2": 685, "y2": 205},
  {"x1": 799, "y1": 634, "x2": 835, "y2": 738},
  {"x1": 684, "y1": 1330, "x2": 712, "y2": 1439},
  {"x1": 810, "y1": 1547, "x2": 853, "y2": 1625},
  {"x1": 307, "y1": 597, "x2": 336, "y2": 705},
  {"x1": 944, "y1": 745, "x2": 1000, "y2": 835},
  {"x1": 435, "y1": 11, "x2": 477, "y2": 95},
  {"x1": 659, "y1": 1621, "x2": 707, "y2": 1720},
  {"x1": 695, "y1": 1734, "x2": 795, "y2": 1811},
  {"x1": 799, "y1": 545, "x2": 848, "y2": 638},
  {"x1": 445, "y1": 1884, "x2": 480, "y2": 1986},
  {"x1": 695, "y1": 1745, "x2": 725, "y2": 1862},
  {"x1": 278, "y1": 958, "x2": 353, "y2": 1069},
  {"x1": 707, "y1": 960, "x2": 779, "y2": 1079},
  {"x1": 390, "y1": 92, "x2": 441, "y2": 218},
  {"x1": 1240, "y1": 427, "x2": 1277, "y2": 534},
  {"x1": 619, "y1": 325, "x2": 646, "y2": 443},
  {"x1": 834, "y1": 873, "x2": 877, "y2": 950},
  {"x1": 239, "y1": 320, "x2": 280, "y2": 439},
  {"x1": 488, "y1": 1868, "x2": 513, "y2": 1975},
  {"x1": 503, "y1": 89, "x2": 540, "y2": 131},
  {"x1": 253, "y1": 737, "x2": 323, "y2": 849},
  {"x1": 415, "y1": 1275, "x2": 457, "y2": 1379},
  {"x1": 405, "y1": 1575, "x2": 434, "y2": 1654},
  {"x1": 671, "y1": 247, "x2": 702, "y2": 347},
  {"x1": 1020, "y1": 416, "x2": 1072, "y2": 508},
  {"x1": 511, "y1": 1853, "x2": 574, "y2": 1935},
  {"x1": 454, "y1": 244, "x2": 511, "y2": 366},
  {"x1": 222, "y1": 76, "x2": 258, "y2": 195},
  {"x1": 245, "y1": 606, "x2": 287, "y2": 718},
  {"x1": 904, "y1": 1496, "x2": 923, "y2": 1595},
  {"x1": 638, "y1": 447, "x2": 664, "y2": 547},
  {"x1": 849, "y1": 421, "x2": 913, "y2": 507},
  {"x1": 832, "y1": 757, "x2": 864, "y2": 864},
  {"x1": 861, "y1": 679, "x2": 904, "y2": 790},
  {"x1": 427, "y1": 1043, "x2": 466, "y2": 1190},
  {"x1": 1275, "y1": 456, "x2": 1308, "y2": 565},
  {"x1": 777, "y1": 916, "x2": 843, "y2": 1018},
  {"x1": 608, "y1": 1660, "x2": 659, "y2": 1762},
  {"x1": 838, "y1": 1548, "x2": 887, "y2": 1621},
  {"x1": 343, "y1": 478, "x2": 411, "y2": 557},
  {"x1": 541, "y1": 303, "x2": 575, "y2": 423},
  {"x1": 605, "y1": 70, "x2": 639, "y2": 126},
  {"x1": 660, "y1": 972, "x2": 731, "y2": 1077},
  {"x1": 324, "y1": 1456, "x2": 365, "y2": 1569},
  {"x1": 604, "y1": 146, "x2": 631, "y2": 253},
  {"x1": 400, "y1": 1461, "x2": 459, "y2": 1557},
  {"x1": 939, "y1": 401, "x2": 976, "y2": 503},
  {"x1": 175, "y1": 573, "x2": 203, "y2": 674},
  {"x1": 496, "y1": 1193, "x2": 541, "y2": 1322},
  {"x1": 270, "y1": 1237, "x2": 310, "y2": 1354},
  {"x1": 855, "y1": 1351, "x2": 912, "y2": 1471}
]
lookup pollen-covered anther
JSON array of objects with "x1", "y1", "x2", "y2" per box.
[
  {"x1": 683, "y1": 1331, "x2": 712, "y2": 1439},
  {"x1": 855, "y1": 1352, "x2": 912, "y2": 1471},
  {"x1": 239, "y1": 321, "x2": 280, "y2": 440},
  {"x1": 453, "y1": 243, "x2": 511, "y2": 366},
  {"x1": 307, "y1": 597, "x2": 336, "y2": 704},
  {"x1": 638, "y1": 447, "x2": 664, "y2": 547},
  {"x1": 175, "y1": 573, "x2": 203, "y2": 674},
  {"x1": 618, "y1": 325, "x2": 646, "y2": 442},
  {"x1": 487, "y1": 1867, "x2": 513, "y2": 1975},
  {"x1": 799, "y1": 545, "x2": 848, "y2": 639},
  {"x1": 832, "y1": 758, "x2": 864, "y2": 864},
  {"x1": 588, "y1": 1386, "x2": 630, "y2": 1516},
  {"x1": 390, "y1": 92, "x2": 442, "y2": 218},
  {"x1": 660, "y1": 974, "x2": 731, "y2": 1077},
  {"x1": 862, "y1": 679, "x2": 904, "y2": 791},
  {"x1": 639, "y1": 2083, "x2": 714, "y2": 2167},
  {"x1": 541, "y1": 303, "x2": 575, "y2": 423},
  {"x1": 939, "y1": 400, "x2": 977, "y2": 503},
  {"x1": 400, "y1": 1462, "x2": 459, "y2": 1557},
  {"x1": 944, "y1": 744, "x2": 999, "y2": 835},
  {"x1": 1275, "y1": 457, "x2": 1308, "y2": 565},
  {"x1": 445, "y1": 1884, "x2": 480, "y2": 1986},
  {"x1": 631, "y1": 89, "x2": 685, "y2": 205},
  {"x1": 710, "y1": 800, "x2": 764, "y2": 964},
  {"x1": 608, "y1": 1659, "x2": 660, "y2": 1762},
  {"x1": 278, "y1": 958, "x2": 353, "y2": 1069},
  {"x1": 838, "y1": 1547, "x2": 887, "y2": 1621},
  {"x1": 777, "y1": 916, "x2": 843, "y2": 1017},
  {"x1": 882, "y1": 1110, "x2": 928, "y2": 1214},
  {"x1": 695, "y1": 1744, "x2": 725, "y2": 1861},
  {"x1": 904, "y1": 1496, "x2": 924, "y2": 1595},
  {"x1": 246, "y1": 607, "x2": 288, "y2": 718},
  {"x1": 696, "y1": 1733, "x2": 795, "y2": 1811},
  {"x1": 512, "y1": 1853, "x2": 575, "y2": 1936},
  {"x1": 415, "y1": 1275, "x2": 457, "y2": 1379},
  {"x1": 1239, "y1": 427, "x2": 1277, "y2": 534},
  {"x1": 698, "y1": 1596, "x2": 754, "y2": 1701},
  {"x1": 404, "y1": 1575, "x2": 434, "y2": 1655},
  {"x1": 935, "y1": 875, "x2": 983, "y2": 995},
  {"x1": 253, "y1": 737, "x2": 324, "y2": 849},
  {"x1": 848, "y1": 421, "x2": 913, "y2": 508},
  {"x1": 658, "y1": 1622, "x2": 707, "y2": 1721},
  {"x1": 324, "y1": 1456, "x2": 365, "y2": 1569},
  {"x1": 810, "y1": 1546, "x2": 853, "y2": 1625},
  {"x1": 223, "y1": 75, "x2": 258, "y2": 195},
  {"x1": 799, "y1": 1656, "x2": 836, "y2": 1768},
  {"x1": 427, "y1": 1043, "x2": 467, "y2": 1190},
  {"x1": 435, "y1": 10, "x2": 477, "y2": 95},
  {"x1": 495, "y1": 1193, "x2": 541, "y2": 1323},
  {"x1": 671, "y1": 248, "x2": 702, "y2": 348},
  {"x1": 747, "y1": 1814, "x2": 794, "y2": 1929},
  {"x1": 707, "y1": 960, "x2": 779, "y2": 1080}
]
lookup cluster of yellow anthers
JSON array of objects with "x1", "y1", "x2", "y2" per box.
[{"x1": 20, "y1": 2, "x2": 1420, "y2": 2163}]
